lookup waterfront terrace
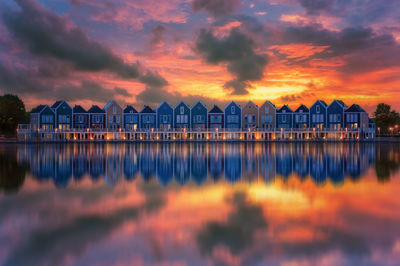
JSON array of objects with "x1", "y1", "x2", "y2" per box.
[{"x1": 18, "y1": 99, "x2": 376, "y2": 142}]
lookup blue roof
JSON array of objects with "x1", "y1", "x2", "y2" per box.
[
  {"x1": 140, "y1": 105, "x2": 155, "y2": 114},
  {"x1": 209, "y1": 105, "x2": 223, "y2": 113},
  {"x1": 345, "y1": 104, "x2": 366, "y2": 113},
  {"x1": 73, "y1": 105, "x2": 87, "y2": 113},
  {"x1": 88, "y1": 105, "x2": 105, "y2": 113},
  {"x1": 124, "y1": 105, "x2": 138, "y2": 113},
  {"x1": 295, "y1": 104, "x2": 309, "y2": 113},
  {"x1": 277, "y1": 105, "x2": 293, "y2": 113},
  {"x1": 51, "y1": 101, "x2": 63, "y2": 109},
  {"x1": 31, "y1": 105, "x2": 47, "y2": 113}
]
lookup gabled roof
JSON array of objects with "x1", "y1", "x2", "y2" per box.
[
  {"x1": 140, "y1": 105, "x2": 155, "y2": 114},
  {"x1": 277, "y1": 105, "x2": 293, "y2": 113},
  {"x1": 174, "y1": 101, "x2": 190, "y2": 110},
  {"x1": 224, "y1": 101, "x2": 241, "y2": 111},
  {"x1": 209, "y1": 105, "x2": 223, "y2": 114},
  {"x1": 295, "y1": 104, "x2": 309, "y2": 113},
  {"x1": 31, "y1": 105, "x2": 47, "y2": 114},
  {"x1": 320, "y1": 100, "x2": 328, "y2": 107},
  {"x1": 345, "y1": 104, "x2": 366, "y2": 113},
  {"x1": 192, "y1": 101, "x2": 207, "y2": 110},
  {"x1": 73, "y1": 105, "x2": 87, "y2": 113},
  {"x1": 311, "y1": 100, "x2": 328, "y2": 109},
  {"x1": 329, "y1": 99, "x2": 347, "y2": 109},
  {"x1": 103, "y1": 100, "x2": 121, "y2": 110},
  {"x1": 156, "y1": 101, "x2": 173, "y2": 111},
  {"x1": 88, "y1": 105, "x2": 105, "y2": 114},
  {"x1": 51, "y1": 101, "x2": 63, "y2": 109},
  {"x1": 243, "y1": 100, "x2": 258, "y2": 108},
  {"x1": 124, "y1": 105, "x2": 138, "y2": 113},
  {"x1": 261, "y1": 100, "x2": 276, "y2": 109}
]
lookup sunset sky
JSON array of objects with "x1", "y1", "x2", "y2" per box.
[{"x1": 0, "y1": 0, "x2": 399, "y2": 113}]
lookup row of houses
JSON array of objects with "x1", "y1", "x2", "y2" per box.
[{"x1": 29, "y1": 99, "x2": 374, "y2": 132}]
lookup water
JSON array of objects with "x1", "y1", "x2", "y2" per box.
[{"x1": 0, "y1": 142, "x2": 399, "y2": 266}]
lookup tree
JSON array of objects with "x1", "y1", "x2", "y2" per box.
[
  {"x1": 374, "y1": 103, "x2": 400, "y2": 134},
  {"x1": 0, "y1": 94, "x2": 27, "y2": 135}
]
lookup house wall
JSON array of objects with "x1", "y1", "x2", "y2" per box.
[
  {"x1": 89, "y1": 113, "x2": 105, "y2": 129},
  {"x1": 174, "y1": 103, "x2": 190, "y2": 130},
  {"x1": 157, "y1": 103, "x2": 173, "y2": 130},
  {"x1": 140, "y1": 114, "x2": 156, "y2": 129},
  {"x1": 105, "y1": 102, "x2": 123, "y2": 129},
  {"x1": 208, "y1": 113, "x2": 224, "y2": 129},
  {"x1": 73, "y1": 113, "x2": 89, "y2": 129},
  {"x1": 276, "y1": 113, "x2": 293, "y2": 129},
  {"x1": 123, "y1": 113, "x2": 139, "y2": 131},
  {"x1": 55, "y1": 102, "x2": 72, "y2": 130},
  {"x1": 40, "y1": 107, "x2": 55, "y2": 130},
  {"x1": 310, "y1": 102, "x2": 327, "y2": 129},
  {"x1": 242, "y1": 102, "x2": 258, "y2": 129},
  {"x1": 293, "y1": 111, "x2": 309, "y2": 128},
  {"x1": 191, "y1": 103, "x2": 207, "y2": 130},
  {"x1": 258, "y1": 101, "x2": 275, "y2": 129},
  {"x1": 224, "y1": 102, "x2": 241, "y2": 130},
  {"x1": 327, "y1": 101, "x2": 345, "y2": 129}
]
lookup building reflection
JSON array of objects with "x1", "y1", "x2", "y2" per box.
[{"x1": 13, "y1": 142, "x2": 400, "y2": 187}]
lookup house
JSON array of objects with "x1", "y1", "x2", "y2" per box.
[
  {"x1": 51, "y1": 101, "x2": 72, "y2": 130},
  {"x1": 191, "y1": 101, "x2": 208, "y2": 131},
  {"x1": 123, "y1": 105, "x2": 139, "y2": 131},
  {"x1": 140, "y1": 105, "x2": 156, "y2": 130},
  {"x1": 156, "y1": 102, "x2": 173, "y2": 131},
  {"x1": 276, "y1": 105, "x2": 293, "y2": 129},
  {"x1": 259, "y1": 100, "x2": 276, "y2": 130},
  {"x1": 310, "y1": 100, "x2": 328, "y2": 129},
  {"x1": 242, "y1": 101, "x2": 258, "y2": 130},
  {"x1": 88, "y1": 105, "x2": 106, "y2": 130},
  {"x1": 224, "y1": 101, "x2": 241, "y2": 130},
  {"x1": 293, "y1": 104, "x2": 309, "y2": 129},
  {"x1": 73, "y1": 105, "x2": 88, "y2": 130},
  {"x1": 30, "y1": 105, "x2": 55, "y2": 131},
  {"x1": 345, "y1": 104, "x2": 369, "y2": 130},
  {"x1": 208, "y1": 105, "x2": 224, "y2": 130},
  {"x1": 327, "y1": 100, "x2": 347, "y2": 130},
  {"x1": 104, "y1": 101, "x2": 123, "y2": 130},
  {"x1": 174, "y1": 101, "x2": 190, "y2": 130}
]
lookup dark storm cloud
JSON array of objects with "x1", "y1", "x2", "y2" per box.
[
  {"x1": 150, "y1": 25, "x2": 166, "y2": 45},
  {"x1": 299, "y1": 0, "x2": 334, "y2": 14},
  {"x1": 139, "y1": 71, "x2": 168, "y2": 88},
  {"x1": 195, "y1": 28, "x2": 268, "y2": 94},
  {"x1": 192, "y1": 0, "x2": 242, "y2": 17},
  {"x1": 1, "y1": 0, "x2": 167, "y2": 88}
]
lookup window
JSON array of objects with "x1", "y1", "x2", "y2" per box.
[
  {"x1": 282, "y1": 115, "x2": 286, "y2": 123},
  {"x1": 252, "y1": 115, "x2": 255, "y2": 123},
  {"x1": 316, "y1": 105, "x2": 320, "y2": 113},
  {"x1": 116, "y1": 116, "x2": 120, "y2": 123},
  {"x1": 180, "y1": 106, "x2": 184, "y2": 114},
  {"x1": 79, "y1": 115, "x2": 84, "y2": 123},
  {"x1": 109, "y1": 116, "x2": 113, "y2": 123},
  {"x1": 265, "y1": 107, "x2": 269, "y2": 114},
  {"x1": 113, "y1": 106, "x2": 117, "y2": 114},
  {"x1": 231, "y1": 106, "x2": 235, "y2": 114},
  {"x1": 163, "y1": 115, "x2": 168, "y2": 123}
]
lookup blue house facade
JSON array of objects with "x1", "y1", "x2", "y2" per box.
[
  {"x1": 123, "y1": 105, "x2": 139, "y2": 131},
  {"x1": 224, "y1": 101, "x2": 241, "y2": 130},
  {"x1": 327, "y1": 100, "x2": 347, "y2": 130},
  {"x1": 157, "y1": 102, "x2": 173, "y2": 131},
  {"x1": 293, "y1": 104, "x2": 309, "y2": 129},
  {"x1": 30, "y1": 105, "x2": 55, "y2": 131},
  {"x1": 52, "y1": 101, "x2": 72, "y2": 130},
  {"x1": 276, "y1": 105, "x2": 293, "y2": 129},
  {"x1": 191, "y1": 102, "x2": 208, "y2": 131},
  {"x1": 73, "y1": 105, "x2": 88, "y2": 129},
  {"x1": 345, "y1": 104, "x2": 369, "y2": 130},
  {"x1": 140, "y1": 106, "x2": 156, "y2": 130},
  {"x1": 88, "y1": 105, "x2": 106, "y2": 129},
  {"x1": 310, "y1": 100, "x2": 328, "y2": 129},
  {"x1": 174, "y1": 102, "x2": 190, "y2": 130},
  {"x1": 208, "y1": 105, "x2": 224, "y2": 130}
]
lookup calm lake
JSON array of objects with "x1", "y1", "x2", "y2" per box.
[{"x1": 0, "y1": 142, "x2": 399, "y2": 266}]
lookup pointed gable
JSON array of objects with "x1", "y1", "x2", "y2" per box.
[
  {"x1": 31, "y1": 105, "x2": 46, "y2": 114},
  {"x1": 345, "y1": 104, "x2": 366, "y2": 113},
  {"x1": 88, "y1": 105, "x2": 105, "y2": 113},
  {"x1": 73, "y1": 105, "x2": 87, "y2": 113},
  {"x1": 51, "y1": 101, "x2": 63, "y2": 109},
  {"x1": 140, "y1": 105, "x2": 155, "y2": 113},
  {"x1": 277, "y1": 105, "x2": 293, "y2": 113},
  {"x1": 209, "y1": 105, "x2": 223, "y2": 113},
  {"x1": 295, "y1": 104, "x2": 309, "y2": 113},
  {"x1": 124, "y1": 105, "x2": 138, "y2": 113}
]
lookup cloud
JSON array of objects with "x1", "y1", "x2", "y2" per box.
[
  {"x1": 298, "y1": 0, "x2": 334, "y2": 15},
  {"x1": 1, "y1": 0, "x2": 167, "y2": 88},
  {"x1": 192, "y1": 0, "x2": 243, "y2": 18},
  {"x1": 195, "y1": 28, "x2": 268, "y2": 94},
  {"x1": 150, "y1": 25, "x2": 166, "y2": 45}
]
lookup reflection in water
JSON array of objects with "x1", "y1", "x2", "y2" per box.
[
  {"x1": 8, "y1": 142, "x2": 400, "y2": 188},
  {"x1": 0, "y1": 143, "x2": 400, "y2": 266}
]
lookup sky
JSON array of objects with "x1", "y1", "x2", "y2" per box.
[{"x1": 0, "y1": 0, "x2": 399, "y2": 113}]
